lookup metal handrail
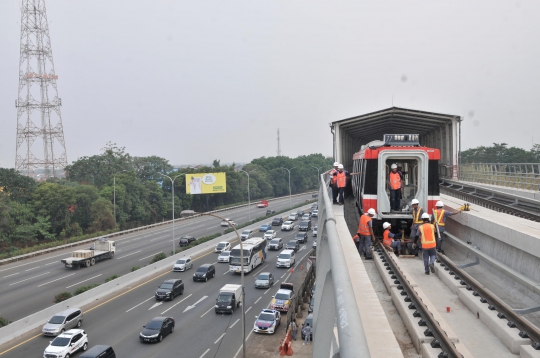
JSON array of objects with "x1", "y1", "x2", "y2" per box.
[{"x1": 459, "y1": 163, "x2": 540, "y2": 191}]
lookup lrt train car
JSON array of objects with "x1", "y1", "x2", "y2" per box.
[{"x1": 351, "y1": 134, "x2": 440, "y2": 233}]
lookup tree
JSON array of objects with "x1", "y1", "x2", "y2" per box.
[
  {"x1": 88, "y1": 198, "x2": 114, "y2": 233},
  {"x1": 31, "y1": 183, "x2": 76, "y2": 236},
  {"x1": 0, "y1": 168, "x2": 37, "y2": 203},
  {"x1": 133, "y1": 156, "x2": 173, "y2": 182}
]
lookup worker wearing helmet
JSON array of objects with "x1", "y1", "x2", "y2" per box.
[
  {"x1": 332, "y1": 164, "x2": 360, "y2": 205},
  {"x1": 382, "y1": 222, "x2": 402, "y2": 256},
  {"x1": 388, "y1": 164, "x2": 404, "y2": 211},
  {"x1": 355, "y1": 208, "x2": 376, "y2": 259},
  {"x1": 409, "y1": 198, "x2": 424, "y2": 241},
  {"x1": 431, "y1": 201, "x2": 461, "y2": 253},
  {"x1": 325, "y1": 162, "x2": 340, "y2": 204},
  {"x1": 418, "y1": 212, "x2": 438, "y2": 275}
]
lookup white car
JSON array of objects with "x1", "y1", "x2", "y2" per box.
[
  {"x1": 264, "y1": 230, "x2": 277, "y2": 240},
  {"x1": 240, "y1": 229, "x2": 254, "y2": 240},
  {"x1": 220, "y1": 219, "x2": 237, "y2": 227},
  {"x1": 253, "y1": 309, "x2": 281, "y2": 334},
  {"x1": 312, "y1": 210, "x2": 318, "y2": 218},
  {"x1": 172, "y1": 256, "x2": 193, "y2": 271},
  {"x1": 313, "y1": 226, "x2": 318, "y2": 237},
  {"x1": 43, "y1": 329, "x2": 88, "y2": 358},
  {"x1": 281, "y1": 221, "x2": 295, "y2": 231},
  {"x1": 288, "y1": 213, "x2": 298, "y2": 221},
  {"x1": 276, "y1": 249, "x2": 295, "y2": 268},
  {"x1": 215, "y1": 242, "x2": 231, "y2": 253},
  {"x1": 218, "y1": 251, "x2": 231, "y2": 263},
  {"x1": 302, "y1": 214, "x2": 310, "y2": 221}
]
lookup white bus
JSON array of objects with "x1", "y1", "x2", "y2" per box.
[{"x1": 229, "y1": 238, "x2": 267, "y2": 273}]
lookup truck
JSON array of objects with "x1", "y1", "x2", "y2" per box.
[
  {"x1": 257, "y1": 200, "x2": 269, "y2": 208},
  {"x1": 215, "y1": 284, "x2": 242, "y2": 314},
  {"x1": 61, "y1": 238, "x2": 116, "y2": 269}
]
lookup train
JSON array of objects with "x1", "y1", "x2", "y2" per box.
[{"x1": 351, "y1": 134, "x2": 440, "y2": 233}]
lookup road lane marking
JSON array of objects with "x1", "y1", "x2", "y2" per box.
[
  {"x1": 199, "y1": 348, "x2": 210, "y2": 358},
  {"x1": 183, "y1": 295, "x2": 208, "y2": 313},
  {"x1": 150, "y1": 235, "x2": 169, "y2": 242},
  {"x1": 139, "y1": 252, "x2": 163, "y2": 261},
  {"x1": 214, "y1": 333, "x2": 226, "y2": 344},
  {"x1": 254, "y1": 264, "x2": 268, "y2": 276},
  {"x1": 233, "y1": 331, "x2": 253, "y2": 358},
  {"x1": 115, "y1": 250, "x2": 142, "y2": 259},
  {"x1": 245, "y1": 306, "x2": 252, "y2": 313},
  {"x1": 66, "y1": 274, "x2": 103, "y2": 288},
  {"x1": 24, "y1": 266, "x2": 41, "y2": 271},
  {"x1": 44, "y1": 261, "x2": 57, "y2": 266},
  {"x1": 0, "y1": 252, "x2": 66, "y2": 273},
  {"x1": 212, "y1": 262, "x2": 217, "y2": 265},
  {"x1": 264, "y1": 280, "x2": 278, "y2": 294},
  {"x1": 161, "y1": 294, "x2": 193, "y2": 314},
  {"x1": 229, "y1": 318, "x2": 240, "y2": 328},
  {"x1": 254, "y1": 297, "x2": 261, "y2": 304},
  {"x1": 2, "y1": 272, "x2": 20, "y2": 278},
  {"x1": 223, "y1": 271, "x2": 230, "y2": 275},
  {"x1": 280, "y1": 272, "x2": 287, "y2": 278},
  {"x1": 8, "y1": 272, "x2": 50, "y2": 286},
  {"x1": 126, "y1": 296, "x2": 154, "y2": 312},
  {"x1": 37, "y1": 273, "x2": 77, "y2": 287},
  {"x1": 149, "y1": 302, "x2": 163, "y2": 310},
  {"x1": 200, "y1": 306, "x2": 215, "y2": 317}
]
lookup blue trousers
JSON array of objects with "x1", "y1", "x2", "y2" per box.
[
  {"x1": 436, "y1": 227, "x2": 445, "y2": 250},
  {"x1": 407, "y1": 242, "x2": 418, "y2": 255},
  {"x1": 359, "y1": 235, "x2": 372, "y2": 259},
  {"x1": 390, "y1": 189, "x2": 401, "y2": 211},
  {"x1": 338, "y1": 187, "x2": 345, "y2": 204},
  {"x1": 423, "y1": 248, "x2": 437, "y2": 273}
]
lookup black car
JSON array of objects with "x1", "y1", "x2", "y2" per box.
[
  {"x1": 301, "y1": 314, "x2": 313, "y2": 340},
  {"x1": 193, "y1": 264, "x2": 216, "y2": 282},
  {"x1": 266, "y1": 209, "x2": 276, "y2": 215},
  {"x1": 299, "y1": 220, "x2": 312, "y2": 231},
  {"x1": 286, "y1": 240, "x2": 300, "y2": 252},
  {"x1": 140, "y1": 317, "x2": 175, "y2": 343},
  {"x1": 296, "y1": 210, "x2": 304, "y2": 218},
  {"x1": 179, "y1": 236, "x2": 196, "y2": 247},
  {"x1": 271, "y1": 217, "x2": 283, "y2": 226},
  {"x1": 295, "y1": 232, "x2": 307, "y2": 244},
  {"x1": 155, "y1": 279, "x2": 184, "y2": 301}
]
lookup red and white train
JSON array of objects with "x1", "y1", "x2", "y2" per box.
[{"x1": 351, "y1": 134, "x2": 441, "y2": 229}]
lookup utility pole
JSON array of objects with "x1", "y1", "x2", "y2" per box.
[
  {"x1": 15, "y1": 0, "x2": 68, "y2": 179},
  {"x1": 277, "y1": 128, "x2": 282, "y2": 157}
]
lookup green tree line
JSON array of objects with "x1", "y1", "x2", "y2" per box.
[
  {"x1": 0, "y1": 142, "x2": 332, "y2": 253},
  {"x1": 461, "y1": 143, "x2": 540, "y2": 163}
]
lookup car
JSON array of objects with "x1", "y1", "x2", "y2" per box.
[
  {"x1": 276, "y1": 249, "x2": 295, "y2": 268},
  {"x1": 42, "y1": 308, "x2": 84, "y2": 336},
  {"x1": 179, "y1": 236, "x2": 196, "y2": 247},
  {"x1": 299, "y1": 220, "x2": 312, "y2": 232},
  {"x1": 266, "y1": 209, "x2": 275, "y2": 215},
  {"x1": 312, "y1": 210, "x2": 318, "y2": 218},
  {"x1": 296, "y1": 210, "x2": 304, "y2": 218},
  {"x1": 257, "y1": 200, "x2": 269, "y2": 208},
  {"x1": 270, "y1": 283, "x2": 295, "y2": 312},
  {"x1": 312, "y1": 240, "x2": 317, "y2": 249},
  {"x1": 255, "y1": 272, "x2": 275, "y2": 288},
  {"x1": 288, "y1": 213, "x2": 298, "y2": 221},
  {"x1": 271, "y1": 217, "x2": 283, "y2": 226},
  {"x1": 268, "y1": 238, "x2": 283, "y2": 251},
  {"x1": 281, "y1": 221, "x2": 295, "y2": 231},
  {"x1": 221, "y1": 219, "x2": 237, "y2": 227},
  {"x1": 140, "y1": 317, "x2": 175, "y2": 343},
  {"x1": 240, "y1": 229, "x2": 254, "y2": 240},
  {"x1": 215, "y1": 241, "x2": 231, "y2": 252},
  {"x1": 259, "y1": 223, "x2": 272, "y2": 232},
  {"x1": 155, "y1": 279, "x2": 184, "y2": 301},
  {"x1": 172, "y1": 256, "x2": 193, "y2": 271},
  {"x1": 301, "y1": 314, "x2": 314, "y2": 340},
  {"x1": 295, "y1": 232, "x2": 307, "y2": 244},
  {"x1": 43, "y1": 329, "x2": 88, "y2": 357},
  {"x1": 193, "y1": 264, "x2": 216, "y2": 282},
  {"x1": 215, "y1": 250, "x2": 228, "y2": 262},
  {"x1": 286, "y1": 240, "x2": 300, "y2": 252},
  {"x1": 79, "y1": 345, "x2": 115, "y2": 358},
  {"x1": 264, "y1": 230, "x2": 277, "y2": 240},
  {"x1": 253, "y1": 309, "x2": 281, "y2": 334},
  {"x1": 313, "y1": 226, "x2": 318, "y2": 237},
  {"x1": 302, "y1": 214, "x2": 311, "y2": 221}
]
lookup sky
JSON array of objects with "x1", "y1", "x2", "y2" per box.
[{"x1": 1, "y1": 0, "x2": 540, "y2": 168}]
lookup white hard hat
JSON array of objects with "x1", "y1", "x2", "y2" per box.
[
  {"x1": 383, "y1": 222, "x2": 391, "y2": 229},
  {"x1": 338, "y1": 164, "x2": 344, "y2": 169},
  {"x1": 421, "y1": 213, "x2": 430, "y2": 220},
  {"x1": 411, "y1": 199, "x2": 419, "y2": 205},
  {"x1": 333, "y1": 162, "x2": 339, "y2": 166},
  {"x1": 436, "y1": 201, "x2": 444, "y2": 207},
  {"x1": 391, "y1": 163, "x2": 397, "y2": 169},
  {"x1": 367, "y1": 208, "x2": 376, "y2": 215}
]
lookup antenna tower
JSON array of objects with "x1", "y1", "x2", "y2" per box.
[
  {"x1": 15, "y1": 0, "x2": 67, "y2": 179},
  {"x1": 277, "y1": 128, "x2": 282, "y2": 157}
]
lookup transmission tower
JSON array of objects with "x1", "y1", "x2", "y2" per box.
[
  {"x1": 15, "y1": 0, "x2": 67, "y2": 179},
  {"x1": 277, "y1": 128, "x2": 282, "y2": 157}
]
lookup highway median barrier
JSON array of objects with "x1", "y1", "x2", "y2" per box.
[
  {"x1": 53, "y1": 292, "x2": 72, "y2": 303},
  {"x1": 150, "y1": 252, "x2": 167, "y2": 264}
]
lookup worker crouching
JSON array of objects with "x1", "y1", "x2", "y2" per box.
[{"x1": 382, "y1": 222, "x2": 402, "y2": 256}]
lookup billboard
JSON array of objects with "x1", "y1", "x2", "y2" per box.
[{"x1": 186, "y1": 173, "x2": 226, "y2": 194}]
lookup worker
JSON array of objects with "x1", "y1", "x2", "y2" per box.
[
  {"x1": 388, "y1": 164, "x2": 404, "y2": 211},
  {"x1": 417, "y1": 213, "x2": 438, "y2": 275},
  {"x1": 332, "y1": 164, "x2": 360, "y2": 205},
  {"x1": 382, "y1": 222, "x2": 402, "y2": 256},
  {"x1": 409, "y1": 199, "x2": 424, "y2": 241},
  {"x1": 325, "y1": 162, "x2": 339, "y2": 204},
  {"x1": 357, "y1": 208, "x2": 377, "y2": 260},
  {"x1": 431, "y1": 201, "x2": 461, "y2": 253}
]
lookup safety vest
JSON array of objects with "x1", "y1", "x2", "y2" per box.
[
  {"x1": 434, "y1": 209, "x2": 446, "y2": 226},
  {"x1": 419, "y1": 223, "x2": 437, "y2": 249},
  {"x1": 413, "y1": 207, "x2": 424, "y2": 224},
  {"x1": 357, "y1": 215, "x2": 372, "y2": 236},
  {"x1": 383, "y1": 230, "x2": 393, "y2": 246},
  {"x1": 336, "y1": 171, "x2": 347, "y2": 188},
  {"x1": 389, "y1": 172, "x2": 401, "y2": 190},
  {"x1": 330, "y1": 169, "x2": 338, "y2": 184}
]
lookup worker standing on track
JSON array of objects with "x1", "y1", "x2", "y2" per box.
[
  {"x1": 431, "y1": 201, "x2": 461, "y2": 253},
  {"x1": 409, "y1": 199, "x2": 424, "y2": 240},
  {"x1": 382, "y1": 222, "x2": 402, "y2": 256},
  {"x1": 325, "y1": 162, "x2": 339, "y2": 204},
  {"x1": 388, "y1": 164, "x2": 404, "y2": 211},
  {"x1": 417, "y1": 213, "x2": 438, "y2": 275},
  {"x1": 357, "y1": 208, "x2": 377, "y2": 260},
  {"x1": 333, "y1": 164, "x2": 360, "y2": 205}
]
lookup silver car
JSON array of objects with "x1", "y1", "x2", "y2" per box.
[
  {"x1": 172, "y1": 256, "x2": 193, "y2": 272},
  {"x1": 218, "y1": 251, "x2": 230, "y2": 263},
  {"x1": 255, "y1": 272, "x2": 275, "y2": 288},
  {"x1": 42, "y1": 308, "x2": 83, "y2": 336}
]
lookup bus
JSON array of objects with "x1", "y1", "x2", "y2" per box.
[{"x1": 229, "y1": 237, "x2": 266, "y2": 273}]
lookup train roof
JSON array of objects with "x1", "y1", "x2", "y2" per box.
[{"x1": 353, "y1": 145, "x2": 440, "y2": 160}]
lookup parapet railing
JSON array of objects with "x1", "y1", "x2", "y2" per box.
[{"x1": 459, "y1": 163, "x2": 540, "y2": 191}]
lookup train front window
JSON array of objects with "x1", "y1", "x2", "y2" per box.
[{"x1": 386, "y1": 160, "x2": 418, "y2": 212}]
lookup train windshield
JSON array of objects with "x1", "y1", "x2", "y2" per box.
[{"x1": 386, "y1": 160, "x2": 419, "y2": 212}]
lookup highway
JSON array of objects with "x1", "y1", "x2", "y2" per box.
[
  {"x1": 0, "y1": 204, "x2": 317, "y2": 358},
  {"x1": 0, "y1": 193, "x2": 314, "y2": 323}
]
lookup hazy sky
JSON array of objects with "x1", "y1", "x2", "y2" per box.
[{"x1": 1, "y1": 0, "x2": 540, "y2": 168}]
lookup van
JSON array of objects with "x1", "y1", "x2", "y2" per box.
[
  {"x1": 79, "y1": 345, "x2": 116, "y2": 358},
  {"x1": 42, "y1": 308, "x2": 83, "y2": 336}
]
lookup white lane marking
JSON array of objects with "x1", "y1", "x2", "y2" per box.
[
  {"x1": 254, "y1": 297, "x2": 262, "y2": 304},
  {"x1": 212, "y1": 262, "x2": 217, "y2": 265},
  {"x1": 9, "y1": 272, "x2": 50, "y2": 286},
  {"x1": 233, "y1": 331, "x2": 254, "y2": 358},
  {"x1": 44, "y1": 261, "x2": 57, "y2": 266},
  {"x1": 2, "y1": 272, "x2": 20, "y2": 278},
  {"x1": 66, "y1": 274, "x2": 103, "y2": 289},
  {"x1": 223, "y1": 271, "x2": 230, "y2": 275},
  {"x1": 116, "y1": 250, "x2": 142, "y2": 259},
  {"x1": 24, "y1": 266, "x2": 41, "y2": 271},
  {"x1": 229, "y1": 318, "x2": 240, "y2": 328},
  {"x1": 254, "y1": 264, "x2": 268, "y2": 276},
  {"x1": 245, "y1": 306, "x2": 252, "y2": 313},
  {"x1": 0, "y1": 252, "x2": 66, "y2": 273},
  {"x1": 214, "y1": 333, "x2": 226, "y2": 344},
  {"x1": 37, "y1": 273, "x2": 77, "y2": 287},
  {"x1": 139, "y1": 252, "x2": 163, "y2": 261},
  {"x1": 264, "y1": 280, "x2": 279, "y2": 294},
  {"x1": 149, "y1": 301, "x2": 163, "y2": 310},
  {"x1": 161, "y1": 294, "x2": 193, "y2": 315},
  {"x1": 199, "y1": 348, "x2": 210, "y2": 358},
  {"x1": 150, "y1": 235, "x2": 169, "y2": 242},
  {"x1": 280, "y1": 272, "x2": 287, "y2": 278},
  {"x1": 126, "y1": 296, "x2": 154, "y2": 312},
  {"x1": 200, "y1": 306, "x2": 215, "y2": 317},
  {"x1": 183, "y1": 295, "x2": 208, "y2": 313}
]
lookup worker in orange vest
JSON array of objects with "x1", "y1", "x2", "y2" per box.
[
  {"x1": 388, "y1": 164, "x2": 404, "y2": 211},
  {"x1": 409, "y1": 199, "x2": 424, "y2": 240},
  {"x1": 325, "y1": 162, "x2": 339, "y2": 204},
  {"x1": 382, "y1": 222, "x2": 402, "y2": 256},
  {"x1": 431, "y1": 201, "x2": 461, "y2": 253},
  {"x1": 417, "y1": 213, "x2": 438, "y2": 275},
  {"x1": 332, "y1": 164, "x2": 360, "y2": 205},
  {"x1": 355, "y1": 208, "x2": 376, "y2": 260}
]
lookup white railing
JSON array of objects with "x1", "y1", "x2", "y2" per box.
[{"x1": 459, "y1": 163, "x2": 540, "y2": 191}]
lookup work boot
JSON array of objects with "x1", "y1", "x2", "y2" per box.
[
  {"x1": 429, "y1": 264, "x2": 435, "y2": 273},
  {"x1": 425, "y1": 271, "x2": 430, "y2": 275}
]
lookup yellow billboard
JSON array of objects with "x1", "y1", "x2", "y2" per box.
[{"x1": 186, "y1": 173, "x2": 226, "y2": 194}]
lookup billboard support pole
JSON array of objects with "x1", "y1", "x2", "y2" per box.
[
  {"x1": 239, "y1": 169, "x2": 257, "y2": 221},
  {"x1": 159, "y1": 172, "x2": 184, "y2": 255}
]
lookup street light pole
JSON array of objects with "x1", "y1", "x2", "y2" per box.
[
  {"x1": 279, "y1": 167, "x2": 295, "y2": 209},
  {"x1": 113, "y1": 170, "x2": 127, "y2": 228},
  {"x1": 311, "y1": 166, "x2": 323, "y2": 185},
  {"x1": 239, "y1": 169, "x2": 256, "y2": 221},
  {"x1": 159, "y1": 173, "x2": 184, "y2": 255}
]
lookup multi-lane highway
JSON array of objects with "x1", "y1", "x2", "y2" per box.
[
  {"x1": 0, "y1": 200, "x2": 317, "y2": 358},
  {"x1": 0, "y1": 193, "x2": 313, "y2": 323}
]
